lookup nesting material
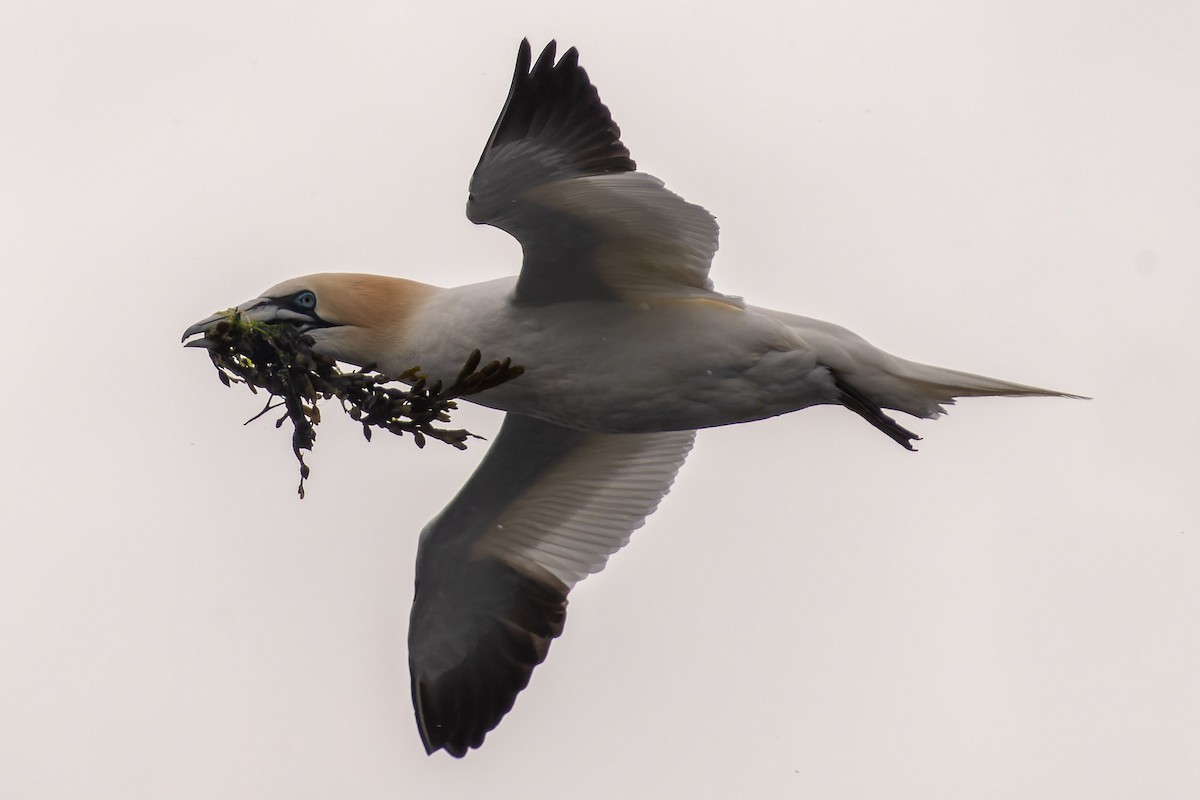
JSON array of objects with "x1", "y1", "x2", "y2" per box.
[{"x1": 190, "y1": 310, "x2": 523, "y2": 497}]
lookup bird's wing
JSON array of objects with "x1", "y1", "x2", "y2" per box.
[
  {"x1": 467, "y1": 40, "x2": 725, "y2": 306},
  {"x1": 408, "y1": 412, "x2": 695, "y2": 757}
]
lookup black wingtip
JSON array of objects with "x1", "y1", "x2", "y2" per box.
[
  {"x1": 474, "y1": 38, "x2": 636, "y2": 183},
  {"x1": 532, "y1": 39, "x2": 557, "y2": 72},
  {"x1": 508, "y1": 39, "x2": 533, "y2": 97},
  {"x1": 409, "y1": 559, "x2": 568, "y2": 758}
]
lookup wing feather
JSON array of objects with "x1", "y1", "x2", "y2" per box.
[
  {"x1": 408, "y1": 413, "x2": 694, "y2": 756},
  {"x1": 467, "y1": 40, "x2": 726, "y2": 306}
]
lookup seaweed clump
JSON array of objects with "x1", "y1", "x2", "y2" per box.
[{"x1": 189, "y1": 309, "x2": 523, "y2": 498}]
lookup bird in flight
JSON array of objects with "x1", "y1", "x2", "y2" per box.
[{"x1": 184, "y1": 40, "x2": 1076, "y2": 757}]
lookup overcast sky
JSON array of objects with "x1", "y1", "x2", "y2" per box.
[{"x1": 2, "y1": 2, "x2": 1198, "y2": 798}]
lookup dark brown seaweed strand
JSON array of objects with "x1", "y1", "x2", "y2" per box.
[{"x1": 196, "y1": 310, "x2": 524, "y2": 497}]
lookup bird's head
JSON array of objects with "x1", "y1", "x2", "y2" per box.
[{"x1": 182, "y1": 273, "x2": 433, "y2": 373}]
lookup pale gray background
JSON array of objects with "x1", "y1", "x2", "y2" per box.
[{"x1": 2, "y1": 2, "x2": 1197, "y2": 798}]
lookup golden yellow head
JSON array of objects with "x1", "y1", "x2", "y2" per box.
[{"x1": 184, "y1": 273, "x2": 435, "y2": 372}]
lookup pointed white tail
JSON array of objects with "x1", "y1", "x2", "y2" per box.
[{"x1": 761, "y1": 307, "x2": 1085, "y2": 420}]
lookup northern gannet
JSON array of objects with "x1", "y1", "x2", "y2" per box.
[{"x1": 184, "y1": 40, "x2": 1077, "y2": 757}]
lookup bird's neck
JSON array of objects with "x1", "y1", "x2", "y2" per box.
[{"x1": 311, "y1": 274, "x2": 439, "y2": 375}]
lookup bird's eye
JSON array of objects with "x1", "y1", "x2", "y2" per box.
[{"x1": 294, "y1": 291, "x2": 317, "y2": 310}]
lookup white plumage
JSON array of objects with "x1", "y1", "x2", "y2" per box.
[{"x1": 184, "y1": 39, "x2": 1078, "y2": 757}]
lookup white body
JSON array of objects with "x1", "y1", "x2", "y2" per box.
[
  {"x1": 398, "y1": 278, "x2": 822, "y2": 432},
  {"x1": 184, "y1": 40, "x2": 1078, "y2": 758},
  {"x1": 334, "y1": 276, "x2": 1039, "y2": 434}
]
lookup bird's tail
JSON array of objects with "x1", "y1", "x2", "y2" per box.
[
  {"x1": 760, "y1": 308, "x2": 1085, "y2": 448},
  {"x1": 831, "y1": 358, "x2": 1083, "y2": 450},
  {"x1": 887, "y1": 359, "x2": 1083, "y2": 413}
]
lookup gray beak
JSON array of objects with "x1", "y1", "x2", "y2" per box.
[{"x1": 181, "y1": 297, "x2": 272, "y2": 346}]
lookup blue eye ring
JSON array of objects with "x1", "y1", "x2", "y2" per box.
[{"x1": 294, "y1": 290, "x2": 317, "y2": 310}]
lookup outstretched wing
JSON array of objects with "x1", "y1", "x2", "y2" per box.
[
  {"x1": 467, "y1": 40, "x2": 726, "y2": 306},
  {"x1": 408, "y1": 413, "x2": 695, "y2": 757}
]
